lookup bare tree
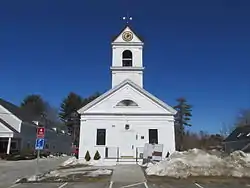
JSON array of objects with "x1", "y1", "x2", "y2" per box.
[
  {"x1": 220, "y1": 122, "x2": 234, "y2": 138},
  {"x1": 235, "y1": 109, "x2": 250, "y2": 127}
]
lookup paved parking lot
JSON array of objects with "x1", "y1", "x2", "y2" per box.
[
  {"x1": 7, "y1": 182, "x2": 109, "y2": 188},
  {"x1": 2, "y1": 163, "x2": 250, "y2": 188},
  {"x1": 4, "y1": 180, "x2": 250, "y2": 188},
  {"x1": 0, "y1": 157, "x2": 69, "y2": 188},
  {"x1": 147, "y1": 176, "x2": 250, "y2": 188}
]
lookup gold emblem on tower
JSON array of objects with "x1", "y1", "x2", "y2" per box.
[{"x1": 122, "y1": 31, "x2": 133, "y2": 41}]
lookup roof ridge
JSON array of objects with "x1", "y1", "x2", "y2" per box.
[
  {"x1": 78, "y1": 79, "x2": 176, "y2": 114},
  {"x1": 0, "y1": 118, "x2": 19, "y2": 133},
  {"x1": 112, "y1": 25, "x2": 144, "y2": 42},
  {"x1": 0, "y1": 98, "x2": 36, "y2": 123}
]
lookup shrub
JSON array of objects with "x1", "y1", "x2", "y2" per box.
[
  {"x1": 93, "y1": 150, "x2": 101, "y2": 160},
  {"x1": 85, "y1": 150, "x2": 91, "y2": 161},
  {"x1": 0, "y1": 153, "x2": 8, "y2": 159}
]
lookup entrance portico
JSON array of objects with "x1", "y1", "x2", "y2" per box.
[{"x1": 0, "y1": 119, "x2": 19, "y2": 154}]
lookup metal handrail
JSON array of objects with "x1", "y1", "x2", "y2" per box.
[{"x1": 105, "y1": 146, "x2": 144, "y2": 162}]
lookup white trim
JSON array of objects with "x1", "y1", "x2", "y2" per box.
[
  {"x1": 110, "y1": 66, "x2": 145, "y2": 71},
  {"x1": 112, "y1": 42, "x2": 144, "y2": 46},
  {"x1": 0, "y1": 105, "x2": 22, "y2": 123},
  {"x1": 237, "y1": 133, "x2": 242, "y2": 137},
  {"x1": 7, "y1": 137, "x2": 11, "y2": 154},
  {"x1": 0, "y1": 133, "x2": 13, "y2": 138},
  {"x1": 0, "y1": 121, "x2": 14, "y2": 138},
  {"x1": 0, "y1": 105, "x2": 22, "y2": 132},
  {"x1": 78, "y1": 79, "x2": 176, "y2": 115},
  {"x1": 112, "y1": 26, "x2": 144, "y2": 45}
]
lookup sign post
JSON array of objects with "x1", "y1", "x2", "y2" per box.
[{"x1": 35, "y1": 127, "x2": 45, "y2": 179}]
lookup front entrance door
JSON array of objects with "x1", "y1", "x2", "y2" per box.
[{"x1": 120, "y1": 131, "x2": 135, "y2": 158}]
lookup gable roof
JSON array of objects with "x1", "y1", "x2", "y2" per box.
[
  {"x1": 224, "y1": 125, "x2": 250, "y2": 142},
  {"x1": 0, "y1": 118, "x2": 19, "y2": 134},
  {"x1": 0, "y1": 98, "x2": 34, "y2": 123},
  {"x1": 78, "y1": 79, "x2": 177, "y2": 115},
  {"x1": 112, "y1": 25, "x2": 144, "y2": 42}
]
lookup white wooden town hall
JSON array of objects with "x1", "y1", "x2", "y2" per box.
[{"x1": 78, "y1": 24, "x2": 177, "y2": 164}]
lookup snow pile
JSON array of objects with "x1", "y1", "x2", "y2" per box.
[
  {"x1": 61, "y1": 157, "x2": 114, "y2": 167},
  {"x1": 61, "y1": 157, "x2": 78, "y2": 166},
  {"x1": 19, "y1": 167, "x2": 112, "y2": 182},
  {"x1": 146, "y1": 149, "x2": 250, "y2": 178},
  {"x1": 43, "y1": 167, "x2": 112, "y2": 179},
  {"x1": 48, "y1": 154, "x2": 58, "y2": 158},
  {"x1": 85, "y1": 169, "x2": 112, "y2": 177},
  {"x1": 16, "y1": 175, "x2": 43, "y2": 183},
  {"x1": 27, "y1": 175, "x2": 40, "y2": 181}
]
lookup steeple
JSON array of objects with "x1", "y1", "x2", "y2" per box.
[{"x1": 111, "y1": 25, "x2": 144, "y2": 88}]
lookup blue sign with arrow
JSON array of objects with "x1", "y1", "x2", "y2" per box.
[{"x1": 35, "y1": 138, "x2": 45, "y2": 150}]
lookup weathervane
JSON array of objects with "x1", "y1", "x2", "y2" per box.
[{"x1": 122, "y1": 12, "x2": 132, "y2": 24}]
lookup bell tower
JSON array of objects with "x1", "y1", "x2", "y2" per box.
[{"x1": 111, "y1": 25, "x2": 144, "y2": 88}]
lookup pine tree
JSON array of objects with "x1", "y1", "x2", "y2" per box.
[
  {"x1": 20, "y1": 94, "x2": 46, "y2": 118},
  {"x1": 174, "y1": 97, "x2": 192, "y2": 151},
  {"x1": 59, "y1": 92, "x2": 101, "y2": 146}
]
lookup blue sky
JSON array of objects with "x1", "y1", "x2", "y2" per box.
[{"x1": 0, "y1": 0, "x2": 249, "y2": 134}]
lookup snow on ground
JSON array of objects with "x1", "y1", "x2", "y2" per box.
[
  {"x1": 61, "y1": 157, "x2": 77, "y2": 166},
  {"x1": 45, "y1": 167, "x2": 112, "y2": 178},
  {"x1": 86, "y1": 169, "x2": 112, "y2": 177},
  {"x1": 20, "y1": 157, "x2": 114, "y2": 182},
  {"x1": 17, "y1": 160, "x2": 114, "y2": 183},
  {"x1": 146, "y1": 149, "x2": 250, "y2": 178},
  {"x1": 4, "y1": 156, "x2": 69, "y2": 186},
  {"x1": 23, "y1": 167, "x2": 113, "y2": 182},
  {"x1": 61, "y1": 157, "x2": 114, "y2": 167}
]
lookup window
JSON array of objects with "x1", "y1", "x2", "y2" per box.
[
  {"x1": 149, "y1": 129, "x2": 158, "y2": 144},
  {"x1": 11, "y1": 142, "x2": 17, "y2": 149},
  {"x1": 96, "y1": 129, "x2": 106, "y2": 145},
  {"x1": 116, "y1": 99, "x2": 138, "y2": 107},
  {"x1": 122, "y1": 50, "x2": 132, "y2": 67}
]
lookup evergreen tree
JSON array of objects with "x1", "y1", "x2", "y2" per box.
[
  {"x1": 174, "y1": 97, "x2": 192, "y2": 151},
  {"x1": 59, "y1": 92, "x2": 101, "y2": 146},
  {"x1": 20, "y1": 94, "x2": 46, "y2": 118},
  {"x1": 93, "y1": 150, "x2": 101, "y2": 160},
  {"x1": 59, "y1": 92, "x2": 83, "y2": 123},
  {"x1": 85, "y1": 151, "x2": 91, "y2": 161}
]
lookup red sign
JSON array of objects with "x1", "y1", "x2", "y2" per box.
[{"x1": 37, "y1": 127, "x2": 45, "y2": 138}]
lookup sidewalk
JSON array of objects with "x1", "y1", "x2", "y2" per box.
[{"x1": 110, "y1": 165, "x2": 147, "y2": 188}]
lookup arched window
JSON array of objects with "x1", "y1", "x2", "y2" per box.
[
  {"x1": 116, "y1": 99, "x2": 138, "y2": 107},
  {"x1": 122, "y1": 50, "x2": 132, "y2": 67}
]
